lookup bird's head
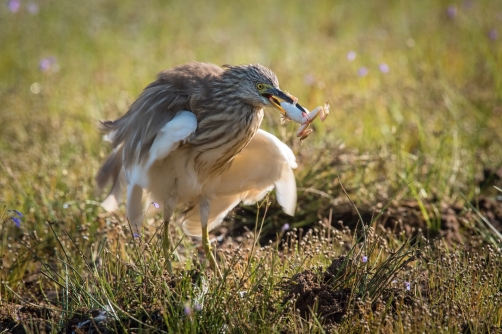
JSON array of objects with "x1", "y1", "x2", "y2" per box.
[{"x1": 222, "y1": 64, "x2": 306, "y2": 115}]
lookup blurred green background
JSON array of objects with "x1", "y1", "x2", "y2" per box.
[{"x1": 1, "y1": 0, "x2": 501, "y2": 272}]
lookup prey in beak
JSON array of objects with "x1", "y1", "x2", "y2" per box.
[{"x1": 259, "y1": 84, "x2": 307, "y2": 115}]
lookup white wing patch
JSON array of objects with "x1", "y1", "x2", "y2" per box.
[
  {"x1": 181, "y1": 129, "x2": 297, "y2": 236},
  {"x1": 146, "y1": 111, "x2": 197, "y2": 168},
  {"x1": 101, "y1": 166, "x2": 126, "y2": 212},
  {"x1": 248, "y1": 130, "x2": 297, "y2": 216},
  {"x1": 273, "y1": 163, "x2": 297, "y2": 216},
  {"x1": 126, "y1": 111, "x2": 197, "y2": 189}
]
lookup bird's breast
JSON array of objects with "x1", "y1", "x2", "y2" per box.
[{"x1": 189, "y1": 107, "x2": 264, "y2": 180}]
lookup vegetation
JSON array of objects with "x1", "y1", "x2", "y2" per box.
[{"x1": 1, "y1": 0, "x2": 501, "y2": 332}]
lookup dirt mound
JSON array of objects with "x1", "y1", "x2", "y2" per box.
[
  {"x1": 0, "y1": 303, "x2": 52, "y2": 334},
  {"x1": 288, "y1": 270, "x2": 351, "y2": 326},
  {"x1": 282, "y1": 256, "x2": 411, "y2": 330},
  {"x1": 282, "y1": 257, "x2": 353, "y2": 328}
]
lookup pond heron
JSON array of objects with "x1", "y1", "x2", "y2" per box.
[{"x1": 96, "y1": 62, "x2": 301, "y2": 273}]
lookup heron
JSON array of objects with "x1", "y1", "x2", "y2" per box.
[{"x1": 95, "y1": 62, "x2": 304, "y2": 272}]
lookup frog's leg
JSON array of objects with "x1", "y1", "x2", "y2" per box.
[{"x1": 296, "y1": 124, "x2": 313, "y2": 138}]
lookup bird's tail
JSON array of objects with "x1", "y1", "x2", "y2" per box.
[{"x1": 95, "y1": 144, "x2": 125, "y2": 212}]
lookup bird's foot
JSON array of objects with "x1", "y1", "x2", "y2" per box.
[
  {"x1": 202, "y1": 225, "x2": 222, "y2": 278},
  {"x1": 203, "y1": 241, "x2": 222, "y2": 277}
]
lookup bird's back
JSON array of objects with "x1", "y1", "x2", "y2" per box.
[{"x1": 99, "y1": 62, "x2": 223, "y2": 168}]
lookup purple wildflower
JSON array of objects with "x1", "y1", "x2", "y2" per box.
[
  {"x1": 447, "y1": 5, "x2": 457, "y2": 19},
  {"x1": 184, "y1": 304, "x2": 192, "y2": 316},
  {"x1": 488, "y1": 29, "x2": 498, "y2": 41},
  {"x1": 347, "y1": 51, "x2": 356, "y2": 62},
  {"x1": 8, "y1": 0, "x2": 20, "y2": 13},
  {"x1": 358, "y1": 67, "x2": 368, "y2": 77},
  {"x1": 152, "y1": 202, "x2": 160, "y2": 209},
  {"x1": 39, "y1": 56, "x2": 57, "y2": 72},
  {"x1": 281, "y1": 223, "x2": 290, "y2": 233},
  {"x1": 26, "y1": 2, "x2": 38, "y2": 14},
  {"x1": 405, "y1": 281, "x2": 411, "y2": 291},
  {"x1": 361, "y1": 256, "x2": 368, "y2": 263},
  {"x1": 11, "y1": 217, "x2": 21, "y2": 228},
  {"x1": 194, "y1": 304, "x2": 202, "y2": 311},
  {"x1": 133, "y1": 233, "x2": 140, "y2": 238},
  {"x1": 39, "y1": 58, "x2": 52, "y2": 72},
  {"x1": 379, "y1": 63, "x2": 390, "y2": 73}
]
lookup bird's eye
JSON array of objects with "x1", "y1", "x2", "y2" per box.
[{"x1": 256, "y1": 83, "x2": 265, "y2": 90}]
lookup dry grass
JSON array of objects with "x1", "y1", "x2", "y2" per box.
[{"x1": 1, "y1": 0, "x2": 502, "y2": 332}]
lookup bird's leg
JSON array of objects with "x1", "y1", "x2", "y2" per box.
[
  {"x1": 127, "y1": 184, "x2": 145, "y2": 236},
  {"x1": 199, "y1": 197, "x2": 221, "y2": 276},
  {"x1": 163, "y1": 178, "x2": 178, "y2": 272}
]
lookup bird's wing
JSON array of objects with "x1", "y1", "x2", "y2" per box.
[
  {"x1": 96, "y1": 62, "x2": 223, "y2": 215},
  {"x1": 100, "y1": 110, "x2": 197, "y2": 232},
  {"x1": 126, "y1": 110, "x2": 198, "y2": 188},
  {"x1": 181, "y1": 129, "x2": 297, "y2": 237},
  {"x1": 125, "y1": 111, "x2": 197, "y2": 229},
  {"x1": 100, "y1": 164, "x2": 126, "y2": 212},
  {"x1": 96, "y1": 62, "x2": 223, "y2": 192},
  {"x1": 98, "y1": 85, "x2": 191, "y2": 170}
]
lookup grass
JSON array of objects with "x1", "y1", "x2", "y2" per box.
[{"x1": 1, "y1": 0, "x2": 502, "y2": 332}]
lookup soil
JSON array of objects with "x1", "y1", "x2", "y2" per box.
[
  {"x1": 216, "y1": 195, "x2": 502, "y2": 248},
  {"x1": 0, "y1": 304, "x2": 53, "y2": 334},
  {"x1": 2, "y1": 193, "x2": 502, "y2": 332},
  {"x1": 281, "y1": 255, "x2": 411, "y2": 331},
  {"x1": 283, "y1": 256, "x2": 352, "y2": 326}
]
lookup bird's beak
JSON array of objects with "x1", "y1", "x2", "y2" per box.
[{"x1": 262, "y1": 87, "x2": 306, "y2": 115}]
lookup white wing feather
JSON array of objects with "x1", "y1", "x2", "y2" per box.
[
  {"x1": 127, "y1": 111, "x2": 197, "y2": 189},
  {"x1": 101, "y1": 111, "x2": 197, "y2": 232},
  {"x1": 182, "y1": 129, "x2": 297, "y2": 236},
  {"x1": 254, "y1": 130, "x2": 297, "y2": 216},
  {"x1": 100, "y1": 166, "x2": 126, "y2": 212},
  {"x1": 146, "y1": 111, "x2": 198, "y2": 168}
]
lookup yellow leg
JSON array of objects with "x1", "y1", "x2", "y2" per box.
[
  {"x1": 202, "y1": 224, "x2": 220, "y2": 276},
  {"x1": 199, "y1": 198, "x2": 221, "y2": 277}
]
